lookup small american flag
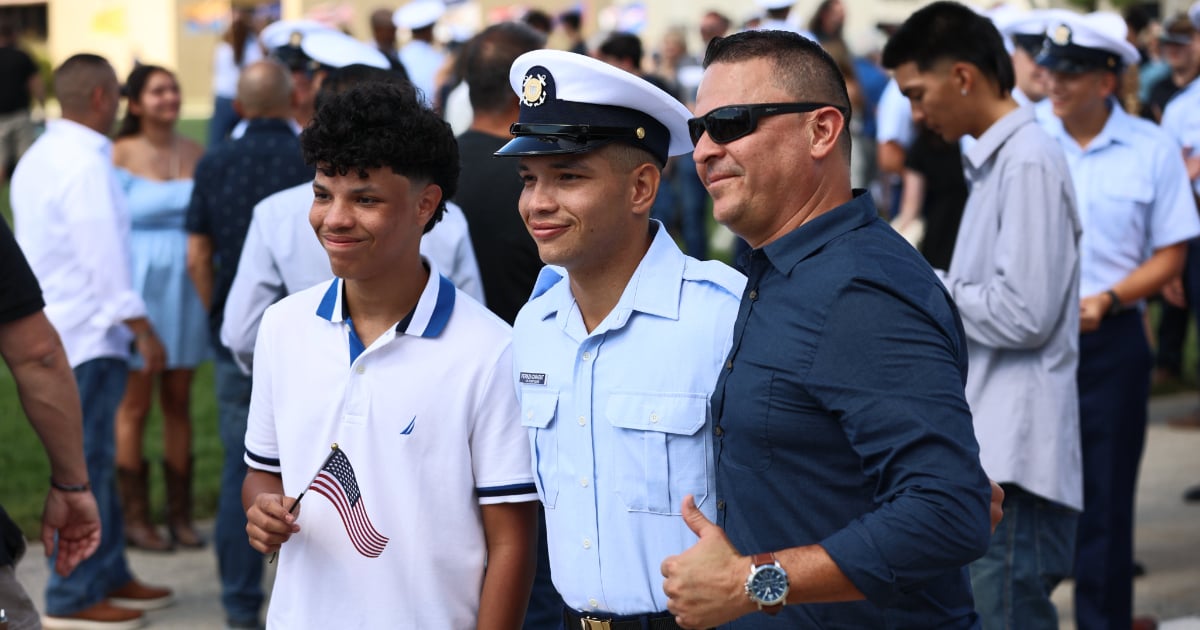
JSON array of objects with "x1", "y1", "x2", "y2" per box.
[{"x1": 309, "y1": 448, "x2": 389, "y2": 558}]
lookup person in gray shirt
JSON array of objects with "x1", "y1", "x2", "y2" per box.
[{"x1": 883, "y1": 4, "x2": 1082, "y2": 629}]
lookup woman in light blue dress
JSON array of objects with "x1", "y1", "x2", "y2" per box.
[{"x1": 113, "y1": 65, "x2": 208, "y2": 551}]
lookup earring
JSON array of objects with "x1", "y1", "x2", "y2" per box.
[{"x1": 961, "y1": 88, "x2": 968, "y2": 96}]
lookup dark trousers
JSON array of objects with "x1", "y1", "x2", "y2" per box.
[
  {"x1": 524, "y1": 506, "x2": 564, "y2": 629},
  {"x1": 1074, "y1": 310, "x2": 1152, "y2": 630}
]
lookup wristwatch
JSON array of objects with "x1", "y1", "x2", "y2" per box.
[{"x1": 745, "y1": 553, "x2": 789, "y2": 615}]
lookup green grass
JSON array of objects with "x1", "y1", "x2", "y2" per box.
[{"x1": 2, "y1": 119, "x2": 223, "y2": 538}]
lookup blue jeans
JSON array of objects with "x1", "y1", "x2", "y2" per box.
[
  {"x1": 207, "y1": 96, "x2": 240, "y2": 148},
  {"x1": 45, "y1": 359, "x2": 134, "y2": 615},
  {"x1": 970, "y1": 483, "x2": 1077, "y2": 630},
  {"x1": 213, "y1": 352, "x2": 263, "y2": 626}
]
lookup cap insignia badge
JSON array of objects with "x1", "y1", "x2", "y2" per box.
[
  {"x1": 289, "y1": 31, "x2": 304, "y2": 47},
  {"x1": 521, "y1": 73, "x2": 548, "y2": 107},
  {"x1": 1050, "y1": 24, "x2": 1071, "y2": 46}
]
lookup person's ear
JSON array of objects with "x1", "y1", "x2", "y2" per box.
[
  {"x1": 807, "y1": 106, "x2": 845, "y2": 160},
  {"x1": 952, "y1": 62, "x2": 974, "y2": 96},
  {"x1": 629, "y1": 162, "x2": 661, "y2": 217},
  {"x1": 415, "y1": 181, "x2": 443, "y2": 227}
]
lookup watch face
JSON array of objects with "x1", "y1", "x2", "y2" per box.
[{"x1": 750, "y1": 565, "x2": 789, "y2": 605}]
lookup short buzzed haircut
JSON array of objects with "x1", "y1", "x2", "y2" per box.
[
  {"x1": 236, "y1": 60, "x2": 293, "y2": 117},
  {"x1": 880, "y1": 1, "x2": 1015, "y2": 97},
  {"x1": 463, "y1": 22, "x2": 545, "y2": 113},
  {"x1": 54, "y1": 53, "x2": 114, "y2": 116},
  {"x1": 703, "y1": 30, "x2": 853, "y2": 157}
]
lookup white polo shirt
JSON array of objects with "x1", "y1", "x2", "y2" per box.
[
  {"x1": 244, "y1": 259, "x2": 535, "y2": 629},
  {"x1": 221, "y1": 181, "x2": 484, "y2": 373}
]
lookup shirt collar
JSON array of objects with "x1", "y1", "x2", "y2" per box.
[
  {"x1": 47, "y1": 119, "x2": 112, "y2": 158},
  {"x1": 243, "y1": 117, "x2": 299, "y2": 136},
  {"x1": 1041, "y1": 97, "x2": 1133, "y2": 151},
  {"x1": 314, "y1": 257, "x2": 456, "y2": 338},
  {"x1": 528, "y1": 220, "x2": 686, "y2": 329},
  {"x1": 759, "y1": 190, "x2": 877, "y2": 275},
  {"x1": 964, "y1": 105, "x2": 1036, "y2": 179}
]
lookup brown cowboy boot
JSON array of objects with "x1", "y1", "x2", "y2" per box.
[
  {"x1": 164, "y1": 457, "x2": 204, "y2": 548},
  {"x1": 117, "y1": 460, "x2": 172, "y2": 552}
]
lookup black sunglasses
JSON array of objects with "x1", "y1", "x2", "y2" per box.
[{"x1": 687, "y1": 102, "x2": 848, "y2": 146}]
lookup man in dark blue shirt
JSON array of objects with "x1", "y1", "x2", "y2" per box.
[
  {"x1": 660, "y1": 30, "x2": 993, "y2": 629},
  {"x1": 184, "y1": 59, "x2": 312, "y2": 630}
]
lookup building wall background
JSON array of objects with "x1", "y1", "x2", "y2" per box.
[{"x1": 4, "y1": 0, "x2": 1191, "y2": 115}]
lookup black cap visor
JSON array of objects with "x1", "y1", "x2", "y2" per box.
[
  {"x1": 495, "y1": 134, "x2": 621, "y2": 158},
  {"x1": 495, "y1": 122, "x2": 667, "y2": 163},
  {"x1": 1036, "y1": 45, "x2": 1122, "y2": 74}
]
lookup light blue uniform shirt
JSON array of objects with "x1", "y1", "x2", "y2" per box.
[
  {"x1": 512, "y1": 222, "x2": 744, "y2": 615},
  {"x1": 1160, "y1": 77, "x2": 1200, "y2": 196},
  {"x1": 1039, "y1": 100, "x2": 1200, "y2": 298}
]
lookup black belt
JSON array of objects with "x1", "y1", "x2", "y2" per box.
[{"x1": 562, "y1": 607, "x2": 682, "y2": 630}]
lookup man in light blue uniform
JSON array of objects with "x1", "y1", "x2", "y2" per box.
[
  {"x1": 1036, "y1": 12, "x2": 1200, "y2": 629},
  {"x1": 495, "y1": 49, "x2": 745, "y2": 629}
]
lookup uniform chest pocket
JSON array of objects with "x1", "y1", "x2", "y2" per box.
[
  {"x1": 1092, "y1": 178, "x2": 1153, "y2": 243},
  {"x1": 606, "y1": 391, "x2": 711, "y2": 515},
  {"x1": 520, "y1": 389, "x2": 560, "y2": 508}
]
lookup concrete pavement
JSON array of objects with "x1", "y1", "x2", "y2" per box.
[{"x1": 11, "y1": 393, "x2": 1200, "y2": 628}]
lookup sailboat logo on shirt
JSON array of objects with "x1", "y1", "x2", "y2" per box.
[{"x1": 400, "y1": 416, "x2": 416, "y2": 435}]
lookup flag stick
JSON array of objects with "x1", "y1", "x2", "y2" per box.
[{"x1": 269, "y1": 443, "x2": 339, "y2": 564}]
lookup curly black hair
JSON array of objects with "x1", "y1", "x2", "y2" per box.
[{"x1": 300, "y1": 82, "x2": 459, "y2": 233}]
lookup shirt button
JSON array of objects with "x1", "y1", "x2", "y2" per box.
[
  {"x1": 717, "y1": 500, "x2": 726, "y2": 510},
  {"x1": 526, "y1": 411, "x2": 534, "y2": 419},
  {"x1": 714, "y1": 426, "x2": 724, "y2": 436},
  {"x1": 577, "y1": 416, "x2": 586, "y2": 426},
  {"x1": 588, "y1": 598, "x2": 599, "y2": 609},
  {"x1": 580, "y1": 477, "x2": 589, "y2": 488},
  {"x1": 582, "y1": 351, "x2": 593, "y2": 360},
  {"x1": 749, "y1": 289, "x2": 758, "y2": 300},
  {"x1": 355, "y1": 365, "x2": 365, "y2": 374},
  {"x1": 582, "y1": 538, "x2": 592, "y2": 549},
  {"x1": 649, "y1": 413, "x2": 659, "y2": 423}
]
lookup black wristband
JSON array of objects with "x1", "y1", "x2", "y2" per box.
[
  {"x1": 50, "y1": 478, "x2": 91, "y2": 493},
  {"x1": 1105, "y1": 289, "x2": 1123, "y2": 317}
]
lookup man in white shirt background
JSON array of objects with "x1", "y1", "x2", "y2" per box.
[{"x1": 11, "y1": 52, "x2": 173, "y2": 629}]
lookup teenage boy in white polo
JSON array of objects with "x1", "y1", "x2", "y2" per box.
[{"x1": 241, "y1": 81, "x2": 538, "y2": 629}]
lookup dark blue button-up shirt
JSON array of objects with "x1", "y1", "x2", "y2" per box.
[
  {"x1": 185, "y1": 118, "x2": 312, "y2": 344},
  {"x1": 714, "y1": 192, "x2": 991, "y2": 629}
]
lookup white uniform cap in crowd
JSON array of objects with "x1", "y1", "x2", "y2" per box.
[
  {"x1": 1190, "y1": 1, "x2": 1200, "y2": 29},
  {"x1": 259, "y1": 19, "x2": 337, "y2": 51},
  {"x1": 300, "y1": 30, "x2": 391, "y2": 70},
  {"x1": 393, "y1": 0, "x2": 446, "y2": 30},
  {"x1": 755, "y1": 0, "x2": 794, "y2": 10},
  {"x1": 983, "y1": 5, "x2": 1021, "y2": 55},
  {"x1": 1036, "y1": 11, "x2": 1139, "y2": 73},
  {"x1": 494, "y1": 49, "x2": 693, "y2": 164},
  {"x1": 1004, "y1": 9, "x2": 1078, "y2": 55}
]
